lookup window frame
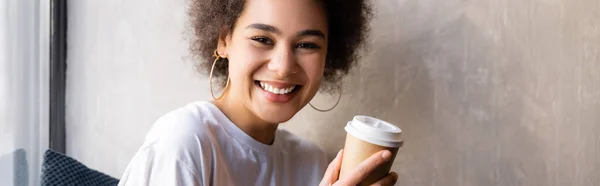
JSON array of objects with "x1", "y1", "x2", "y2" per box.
[{"x1": 49, "y1": 0, "x2": 67, "y2": 153}]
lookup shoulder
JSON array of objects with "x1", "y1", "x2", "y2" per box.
[
  {"x1": 141, "y1": 101, "x2": 220, "y2": 157},
  {"x1": 120, "y1": 102, "x2": 220, "y2": 185},
  {"x1": 278, "y1": 130, "x2": 323, "y2": 152},
  {"x1": 278, "y1": 129, "x2": 327, "y2": 164},
  {"x1": 277, "y1": 130, "x2": 329, "y2": 181}
]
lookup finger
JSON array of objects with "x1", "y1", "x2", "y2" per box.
[
  {"x1": 320, "y1": 149, "x2": 344, "y2": 186},
  {"x1": 329, "y1": 149, "x2": 344, "y2": 181},
  {"x1": 369, "y1": 172, "x2": 398, "y2": 186},
  {"x1": 324, "y1": 149, "x2": 344, "y2": 180},
  {"x1": 336, "y1": 150, "x2": 392, "y2": 185}
]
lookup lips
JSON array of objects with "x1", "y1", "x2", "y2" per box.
[
  {"x1": 259, "y1": 82, "x2": 297, "y2": 94},
  {"x1": 255, "y1": 80, "x2": 301, "y2": 103}
]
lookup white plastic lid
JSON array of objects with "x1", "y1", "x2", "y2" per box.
[{"x1": 344, "y1": 115, "x2": 403, "y2": 147}]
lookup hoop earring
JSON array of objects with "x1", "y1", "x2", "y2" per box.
[
  {"x1": 309, "y1": 83, "x2": 342, "y2": 112},
  {"x1": 209, "y1": 49, "x2": 230, "y2": 100}
]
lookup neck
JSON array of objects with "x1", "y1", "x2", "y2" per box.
[{"x1": 211, "y1": 91, "x2": 278, "y2": 145}]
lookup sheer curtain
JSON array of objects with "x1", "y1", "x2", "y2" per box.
[{"x1": 0, "y1": 0, "x2": 49, "y2": 185}]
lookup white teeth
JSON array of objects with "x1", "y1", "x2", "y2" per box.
[
  {"x1": 259, "y1": 81, "x2": 297, "y2": 94},
  {"x1": 267, "y1": 85, "x2": 274, "y2": 92}
]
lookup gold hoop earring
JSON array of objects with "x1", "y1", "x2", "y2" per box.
[
  {"x1": 209, "y1": 50, "x2": 230, "y2": 100},
  {"x1": 309, "y1": 83, "x2": 342, "y2": 112}
]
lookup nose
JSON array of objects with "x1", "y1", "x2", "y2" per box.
[{"x1": 267, "y1": 46, "x2": 299, "y2": 77}]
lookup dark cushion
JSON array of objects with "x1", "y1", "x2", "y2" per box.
[{"x1": 40, "y1": 149, "x2": 119, "y2": 186}]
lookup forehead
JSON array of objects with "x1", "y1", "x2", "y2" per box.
[{"x1": 235, "y1": 0, "x2": 328, "y2": 34}]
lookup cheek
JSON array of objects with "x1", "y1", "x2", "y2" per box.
[
  {"x1": 299, "y1": 54, "x2": 326, "y2": 82},
  {"x1": 226, "y1": 44, "x2": 265, "y2": 83},
  {"x1": 227, "y1": 59, "x2": 254, "y2": 84}
]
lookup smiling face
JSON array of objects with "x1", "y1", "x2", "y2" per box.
[{"x1": 217, "y1": 0, "x2": 328, "y2": 124}]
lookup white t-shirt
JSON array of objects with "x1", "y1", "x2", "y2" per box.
[{"x1": 118, "y1": 101, "x2": 328, "y2": 186}]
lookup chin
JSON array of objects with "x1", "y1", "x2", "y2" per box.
[{"x1": 256, "y1": 105, "x2": 299, "y2": 124}]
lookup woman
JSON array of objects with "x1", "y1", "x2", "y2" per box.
[{"x1": 118, "y1": 0, "x2": 398, "y2": 185}]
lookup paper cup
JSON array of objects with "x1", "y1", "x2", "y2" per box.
[{"x1": 339, "y1": 115, "x2": 403, "y2": 186}]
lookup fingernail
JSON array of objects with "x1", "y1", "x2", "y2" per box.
[
  {"x1": 391, "y1": 172, "x2": 399, "y2": 179},
  {"x1": 381, "y1": 150, "x2": 391, "y2": 159}
]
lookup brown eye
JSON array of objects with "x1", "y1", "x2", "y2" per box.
[
  {"x1": 251, "y1": 37, "x2": 274, "y2": 45},
  {"x1": 296, "y1": 42, "x2": 321, "y2": 49}
]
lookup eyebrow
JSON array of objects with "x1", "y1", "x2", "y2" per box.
[
  {"x1": 297, "y1": 30, "x2": 326, "y2": 39},
  {"x1": 246, "y1": 23, "x2": 281, "y2": 34},
  {"x1": 245, "y1": 23, "x2": 326, "y2": 39}
]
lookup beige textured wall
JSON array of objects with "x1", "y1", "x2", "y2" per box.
[{"x1": 67, "y1": 0, "x2": 600, "y2": 185}]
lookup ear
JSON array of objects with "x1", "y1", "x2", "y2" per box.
[{"x1": 216, "y1": 28, "x2": 232, "y2": 58}]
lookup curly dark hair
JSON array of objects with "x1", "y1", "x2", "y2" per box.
[{"x1": 188, "y1": 0, "x2": 373, "y2": 93}]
